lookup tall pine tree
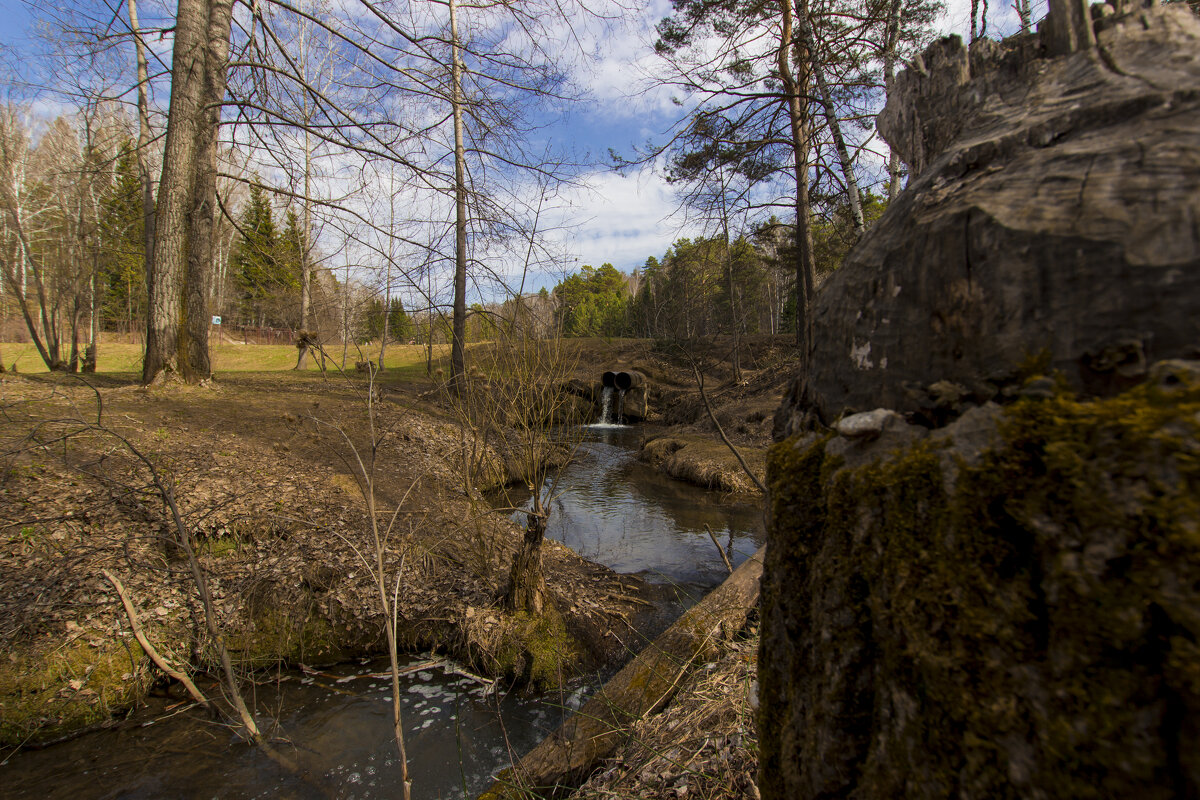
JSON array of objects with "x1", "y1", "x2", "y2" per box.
[
  {"x1": 230, "y1": 184, "x2": 299, "y2": 327},
  {"x1": 99, "y1": 146, "x2": 147, "y2": 333}
]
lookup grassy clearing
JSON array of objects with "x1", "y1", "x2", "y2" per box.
[{"x1": 0, "y1": 341, "x2": 451, "y2": 377}]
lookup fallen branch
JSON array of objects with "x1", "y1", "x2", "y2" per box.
[
  {"x1": 480, "y1": 545, "x2": 766, "y2": 799},
  {"x1": 101, "y1": 568, "x2": 211, "y2": 709}
]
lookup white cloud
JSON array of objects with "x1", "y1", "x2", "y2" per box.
[
  {"x1": 559, "y1": 0, "x2": 682, "y2": 120},
  {"x1": 542, "y1": 163, "x2": 694, "y2": 277}
]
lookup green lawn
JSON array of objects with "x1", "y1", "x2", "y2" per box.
[{"x1": 0, "y1": 341, "x2": 449, "y2": 377}]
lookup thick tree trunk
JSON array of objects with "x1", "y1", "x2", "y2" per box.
[
  {"x1": 449, "y1": 0, "x2": 468, "y2": 391},
  {"x1": 182, "y1": 0, "x2": 233, "y2": 383},
  {"x1": 505, "y1": 513, "x2": 548, "y2": 615},
  {"x1": 144, "y1": 0, "x2": 209, "y2": 384}
]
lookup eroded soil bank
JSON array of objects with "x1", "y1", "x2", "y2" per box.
[{"x1": 0, "y1": 368, "x2": 649, "y2": 749}]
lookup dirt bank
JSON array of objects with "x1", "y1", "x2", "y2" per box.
[{"x1": 0, "y1": 369, "x2": 647, "y2": 748}]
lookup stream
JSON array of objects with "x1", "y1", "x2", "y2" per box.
[{"x1": 3, "y1": 425, "x2": 765, "y2": 799}]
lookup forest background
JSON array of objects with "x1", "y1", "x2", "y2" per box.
[{"x1": 0, "y1": 0, "x2": 1043, "y2": 376}]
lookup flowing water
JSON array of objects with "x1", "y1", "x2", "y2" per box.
[
  {"x1": 2, "y1": 425, "x2": 764, "y2": 799},
  {"x1": 499, "y1": 425, "x2": 764, "y2": 590},
  {"x1": 598, "y1": 385, "x2": 615, "y2": 424}
]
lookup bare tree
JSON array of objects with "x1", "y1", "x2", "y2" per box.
[
  {"x1": 302, "y1": 358, "x2": 417, "y2": 800},
  {"x1": 0, "y1": 106, "x2": 122, "y2": 372},
  {"x1": 127, "y1": 0, "x2": 157, "y2": 276},
  {"x1": 446, "y1": 307, "x2": 583, "y2": 615}
]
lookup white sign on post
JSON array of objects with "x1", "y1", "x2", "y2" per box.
[{"x1": 212, "y1": 316, "x2": 222, "y2": 325}]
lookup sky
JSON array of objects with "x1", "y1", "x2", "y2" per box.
[{"x1": 0, "y1": 0, "x2": 1044, "y2": 293}]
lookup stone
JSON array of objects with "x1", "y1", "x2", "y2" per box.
[
  {"x1": 834, "y1": 408, "x2": 899, "y2": 439},
  {"x1": 929, "y1": 400, "x2": 1003, "y2": 491},
  {"x1": 778, "y1": 2, "x2": 1200, "y2": 432},
  {"x1": 1018, "y1": 376, "x2": 1057, "y2": 399},
  {"x1": 827, "y1": 412, "x2": 928, "y2": 474},
  {"x1": 1148, "y1": 359, "x2": 1200, "y2": 395}
]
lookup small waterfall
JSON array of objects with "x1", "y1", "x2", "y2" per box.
[
  {"x1": 598, "y1": 385, "x2": 615, "y2": 424},
  {"x1": 617, "y1": 389, "x2": 626, "y2": 424}
]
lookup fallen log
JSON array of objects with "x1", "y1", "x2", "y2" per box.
[{"x1": 478, "y1": 545, "x2": 766, "y2": 799}]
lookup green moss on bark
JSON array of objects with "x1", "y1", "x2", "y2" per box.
[
  {"x1": 494, "y1": 607, "x2": 580, "y2": 691},
  {"x1": 760, "y1": 368, "x2": 1200, "y2": 798}
]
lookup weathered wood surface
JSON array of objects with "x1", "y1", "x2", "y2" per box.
[
  {"x1": 478, "y1": 545, "x2": 765, "y2": 799},
  {"x1": 778, "y1": 1, "x2": 1200, "y2": 435}
]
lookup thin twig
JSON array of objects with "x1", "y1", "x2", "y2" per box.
[
  {"x1": 704, "y1": 525, "x2": 734, "y2": 574},
  {"x1": 690, "y1": 360, "x2": 768, "y2": 495}
]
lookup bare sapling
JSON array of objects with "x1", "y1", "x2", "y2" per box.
[
  {"x1": 687, "y1": 351, "x2": 767, "y2": 495},
  {"x1": 446, "y1": 306, "x2": 584, "y2": 616},
  {"x1": 300, "y1": 346, "x2": 418, "y2": 800}
]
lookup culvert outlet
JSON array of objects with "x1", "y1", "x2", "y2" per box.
[{"x1": 615, "y1": 370, "x2": 644, "y2": 391}]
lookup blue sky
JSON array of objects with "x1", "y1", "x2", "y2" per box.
[
  {"x1": 0, "y1": 0, "x2": 1042, "y2": 291},
  {"x1": 0, "y1": 2, "x2": 31, "y2": 49}
]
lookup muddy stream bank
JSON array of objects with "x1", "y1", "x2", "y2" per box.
[{"x1": 2, "y1": 424, "x2": 765, "y2": 799}]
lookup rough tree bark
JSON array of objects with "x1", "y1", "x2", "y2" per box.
[
  {"x1": 182, "y1": 0, "x2": 234, "y2": 383},
  {"x1": 505, "y1": 513, "x2": 548, "y2": 614},
  {"x1": 145, "y1": 0, "x2": 232, "y2": 385}
]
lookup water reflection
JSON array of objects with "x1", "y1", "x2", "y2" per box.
[
  {"x1": 496, "y1": 425, "x2": 765, "y2": 588},
  {"x1": 4, "y1": 426, "x2": 764, "y2": 799},
  {"x1": 2, "y1": 656, "x2": 570, "y2": 800}
]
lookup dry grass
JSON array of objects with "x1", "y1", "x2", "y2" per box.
[
  {"x1": 0, "y1": 340, "x2": 450, "y2": 376},
  {"x1": 641, "y1": 435, "x2": 766, "y2": 495},
  {"x1": 573, "y1": 629, "x2": 760, "y2": 800}
]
